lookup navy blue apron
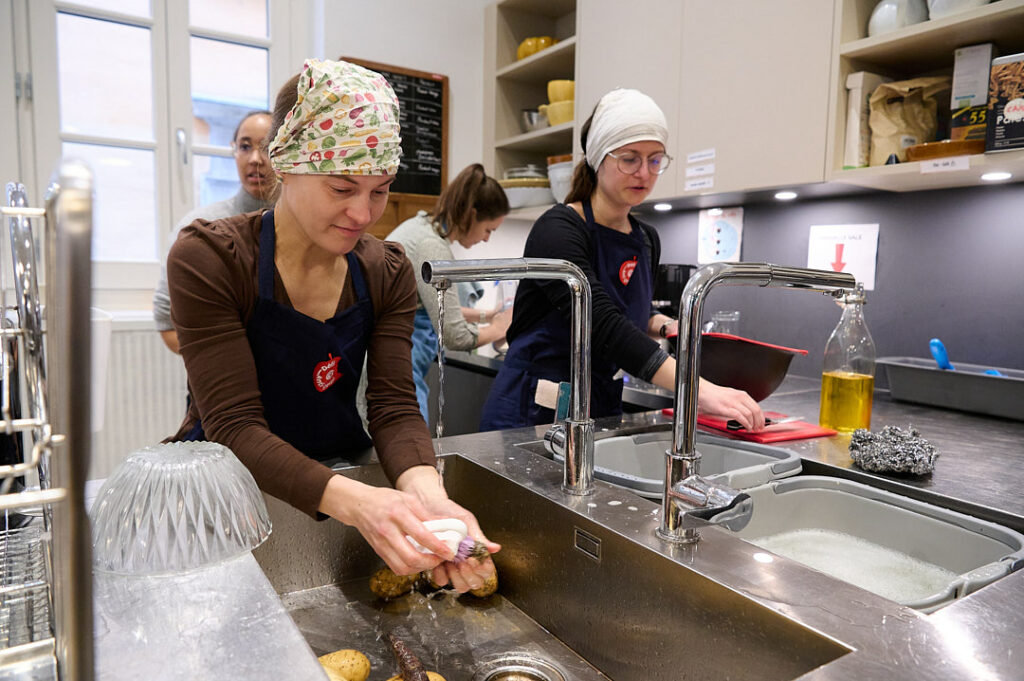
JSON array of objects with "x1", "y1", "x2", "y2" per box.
[
  {"x1": 479, "y1": 200, "x2": 654, "y2": 430},
  {"x1": 184, "y1": 209, "x2": 373, "y2": 460}
]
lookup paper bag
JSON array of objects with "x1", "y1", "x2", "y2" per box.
[{"x1": 869, "y1": 77, "x2": 951, "y2": 165}]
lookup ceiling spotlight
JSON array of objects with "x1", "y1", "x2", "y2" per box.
[
  {"x1": 774, "y1": 191, "x2": 798, "y2": 201},
  {"x1": 981, "y1": 171, "x2": 1012, "y2": 182},
  {"x1": 653, "y1": 203, "x2": 673, "y2": 212},
  {"x1": 707, "y1": 208, "x2": 723, "y2": 216}
]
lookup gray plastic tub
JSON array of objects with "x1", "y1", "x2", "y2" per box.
[
  {"x1": 877, "y1": 356, "x2": 1024, "y2": 421},
  {"x1": 710, "y1": 476, "x2": 1024, "y2": 612},
  {"x1": 552, "y1": 431, "x2": 801, "y2": 500}
]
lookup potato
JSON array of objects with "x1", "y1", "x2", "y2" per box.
[
  {"x1": 318, "y1": 649, "x2": 370, "y2": 681},
  {"x1": 369, "y1": 566, "x2": 418, "y2": 600},
  {"x1": 320, "y1": 665, "x2": 350, "y2": 681},
  {"x1": 385, "y1": 672, "x2": 446, "y2": 681},
  {"x1": 469, "y1": 569, "x2": 498, "y2": 598}
]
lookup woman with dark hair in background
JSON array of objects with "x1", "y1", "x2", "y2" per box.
[
  {"x1": 153, "y1": 110, "x2": 278, "y2": 353},
  {"x1": 167, "y1": 59, "x2": 498, "y2": 591},
  {"x1": 386, "y1": 163, "x2": 512, "y2": 421},
  {"x1": 479, "y1": 88, "x2": 764, "y2": 431}
]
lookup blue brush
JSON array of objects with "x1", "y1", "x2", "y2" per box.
[{"x1": 929, "y1": 338, "x2": 954, "y2": 371}]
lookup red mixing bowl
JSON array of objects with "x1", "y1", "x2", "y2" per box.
[{"x1": 669, "y1": 332, "x2": 808, "y2": 402}]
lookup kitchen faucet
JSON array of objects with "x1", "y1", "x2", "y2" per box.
[
  {"x1": 422, "y1": 258, "x2": 595, "y2": 495},
  {"x1": 659, "y1": 262, "x2": 855, "y2": 544}
]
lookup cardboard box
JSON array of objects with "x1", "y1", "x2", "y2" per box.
[
  {"x1": 844, "y1": 72, "x2": 891, "y2": 169},
  {"x1": 950, "y1": 43, "x2": 995, "y2": 141},
  {"x1": 986, "y1": 52, "x2": 1024, "y2": 152}
]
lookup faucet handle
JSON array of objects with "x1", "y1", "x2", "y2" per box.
[{"x1": 543, "y1": 424, "x2": 566, "y2": 457}]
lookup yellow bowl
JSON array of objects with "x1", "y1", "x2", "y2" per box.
[
  {"x1": 539, "y1": 100, "x2": 574, "y2": 127},
  {"x1": 547, "y1": 79, "x2": 575, "y2": 103}
]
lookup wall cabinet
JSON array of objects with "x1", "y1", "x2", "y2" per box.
[
  {"x1": 826, "y1": 0, "x2": 1024, "y2": 192},
  {"x1": 675, "y1": 0, "x2": 835, "y2": 197},
  {"x1": 574, "y1": 0, "x2": 683, "y2": 201}
]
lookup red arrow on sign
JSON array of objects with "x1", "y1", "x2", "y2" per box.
[{"x1": 831, "y1": 243, "x2": 846, "y2": 272}]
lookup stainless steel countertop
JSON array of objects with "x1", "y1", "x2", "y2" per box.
[{"x1": 259, "y1": 370, "x2": 1024, "y2": 681}]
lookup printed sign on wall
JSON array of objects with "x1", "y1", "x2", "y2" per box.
[
  {"x1": 697, "y1": 207, "x2": 743, "y2": 264},
  {"x1": 807, "y1": 224, "x2": 879, "y2": 290}
]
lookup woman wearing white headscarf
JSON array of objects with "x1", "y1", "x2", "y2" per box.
[
  {"x1": 167, "y1": 59, "x2": 498, "y2": 591},
  {"x1": 480, "y1": 89, "x2": 764, "y2": 431}
]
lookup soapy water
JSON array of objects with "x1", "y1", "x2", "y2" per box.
[{"x1": 750, "y1": 528, "x2": 959, "y2": 603}]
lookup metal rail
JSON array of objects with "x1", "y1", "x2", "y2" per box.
[{"x1": 0, "y1": 161, "x2": 95, "y2": 680}]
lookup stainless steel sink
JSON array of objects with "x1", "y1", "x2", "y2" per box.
[
  {"x1": 515, "y1": 426, "x2": 801, "y2": 499},
  {"x1": 256, "y1": 455, "x2": 849, "y2": 681},
  {"x1": 707, "y1": 475, "x2": 1024, "y2": 613}
]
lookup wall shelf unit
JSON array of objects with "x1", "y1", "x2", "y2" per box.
[{"x1": 826, "y1": 0, "x2": 1024, "y2": 192}]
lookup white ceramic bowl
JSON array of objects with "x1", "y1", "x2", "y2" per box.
[
  {"x1": 547, "y1": 161, "x2": 574, "y2": 204},
  {"x1": 867, "y1": 0, "x2": 928, "y2": 36},
  {"x1": 90, "y1": 441, "x2": 271, "y2": 574},
  {"x1": 504, "y1": 185, "x2": 554, "y2": 209},
  {"x1": 927, "y1": 0, "x2": 989, "y2": 19}
]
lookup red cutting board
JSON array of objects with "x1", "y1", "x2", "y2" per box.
[{"x1": 660, "y1": 409, "x2": 837, "y2": 443}]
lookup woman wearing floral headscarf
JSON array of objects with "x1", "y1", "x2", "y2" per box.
[
  {"x1": 480, "y1": 88, "x2": 764, "y2": 432},
  {"x1": 167, "y1": 59, "x2": 497, "y2": 591}
]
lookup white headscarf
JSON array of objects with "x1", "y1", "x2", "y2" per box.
[{"x1": 584, "y1": 89, "x2": 668, "y2": 171}]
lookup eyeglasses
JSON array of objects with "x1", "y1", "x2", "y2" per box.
[
  {"x1": 606, "y1": 151, "x2": 673, "y2": 175},
  {"x1": 232, "y1": 140, "x2": 270, "y2": 158}
]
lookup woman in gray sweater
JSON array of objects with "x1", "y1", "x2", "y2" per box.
[{"x1": 387, "y1": 164, "x2": 512, "y2": 420}]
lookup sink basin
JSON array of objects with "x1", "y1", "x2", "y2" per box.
[
  {"x1": 256, "y1": 456, "x2": 849, "y2": 681},
  {"x1": 709, "y1": 476, "x2": 1024, "y2": 613},
  {"x1": 517, "y1": 428, "x2": 801, "y2": 499}
]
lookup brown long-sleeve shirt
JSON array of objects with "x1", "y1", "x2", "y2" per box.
[{"x1": 167, "y1": 211, "x2": 435, "y2": 518}]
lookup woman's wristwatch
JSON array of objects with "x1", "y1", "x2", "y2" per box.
[{"x1": 658, "y1": 320, "x2": 674, "y2": 338}]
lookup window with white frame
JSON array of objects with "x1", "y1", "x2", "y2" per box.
[{"x1": 6, "y1": 0, "x2": 301, "y2": 304}]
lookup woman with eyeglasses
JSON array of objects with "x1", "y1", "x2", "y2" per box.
[
  {"x1": 153, "y1": 110, "x2": 278, "y2": 353},
  {"x1": 479, "y1": 88, "x2": 764, "y2": 431}
]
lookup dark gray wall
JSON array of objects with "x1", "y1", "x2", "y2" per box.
[{"x1": 646, "y1": 183, "x2": 1024, "y2": 382}]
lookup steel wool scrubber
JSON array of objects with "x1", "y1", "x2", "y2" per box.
[{"x1": 849, "y1": 425, "x2": 939, "y2": 475}]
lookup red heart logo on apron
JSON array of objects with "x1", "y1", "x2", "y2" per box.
[
  {"x1": 619, "y1": 256, "x2": 638, "y2": 286},
  {"x1": 313, "y1": 353, "x2": 343, "y2": 392}
]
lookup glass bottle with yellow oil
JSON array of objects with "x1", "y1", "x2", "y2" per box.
[{"x1": 819, "y1": 283, "x2": 875, "y2": 432}]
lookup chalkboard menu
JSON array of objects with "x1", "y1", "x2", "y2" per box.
[{"x1": 344, "y1": 58, "x2": 449, "y2": 197}]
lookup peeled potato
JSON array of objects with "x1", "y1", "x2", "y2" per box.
[
  {"x1": 386, "y1": 672, "x2": 446, "y2": 681},
  {"x1": 469, "y1": 569, "x2": 498, "y2": 598},
  {"x1": 369, "y1": 566, "x2": 418, "y2": 600},
  {"x1": 318, "y1": 649, "x2": 370, "y2": 681}
]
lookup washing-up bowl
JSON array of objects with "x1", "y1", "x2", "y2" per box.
[
  {"x1": 708, "y1": 475, "x2": 1024, "y2": 612},
  {"x1": 525, "y1": 428, "x2": 801, "y2": 499}
]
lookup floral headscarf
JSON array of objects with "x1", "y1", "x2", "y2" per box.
[{"x1": 268, "y1": 59, "x2": 402, "y2": 175}]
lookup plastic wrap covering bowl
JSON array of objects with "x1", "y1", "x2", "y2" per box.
[
  {"x1": 699, "y1": 333, "x2": 808, "y2": 402},
  {"x1": 90, "y1": 441, "x2": 271, "y2": 575}
]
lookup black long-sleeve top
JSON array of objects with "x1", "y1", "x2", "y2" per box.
[{"x1": 506, "y1": 204, "x2": 669, "y2": 381}]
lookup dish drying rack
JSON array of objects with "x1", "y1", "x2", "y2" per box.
[{"x1": 0, "y1": 162, "x2": 95, "y2": 680}]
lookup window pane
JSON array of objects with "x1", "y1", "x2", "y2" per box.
[
  {"x1": 193, "y1": 154, "x2": 240, "y2": 207},
  {"x1": 189, "y1": 0, "x2": 267, "y2": 38},
  {"x1": 57, "y1": 14, "x2": 153, "y2": 141},
  {"x1": 63, "y1": 143, "x2": 157, "y2": 262},
  {"x1": 190, "y1": 37, "x2": 268, "y2": 147},
  {"x1": 63, "y1": 0, "x2": 151, "y2": 18}
]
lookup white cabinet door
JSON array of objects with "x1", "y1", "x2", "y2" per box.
[
  {"x1": 575, "y1": 0, "x2": 683, "y2": 200},
  {"x1": 677, "y1": 0, "x2": 835, "y2": 195}
]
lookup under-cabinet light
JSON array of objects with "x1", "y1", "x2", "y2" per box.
[
  {"x1": 774, "y1": 191, "x2": 798, "y2": 201},
  {"x1": 653, "y1": 203, "x2": 673, "y2": 212},
  {"x1": 981, "y1": 171, "x2": 1012, "y2": 182}
]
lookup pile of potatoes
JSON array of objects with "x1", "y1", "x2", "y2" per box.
[{"x1": 318, "y1": 648, "x2": 446, "y2": 681}]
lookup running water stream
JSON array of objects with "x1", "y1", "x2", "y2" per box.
[{"x1": 434, "y1": 288, "x2": 446, "y2": 458}]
